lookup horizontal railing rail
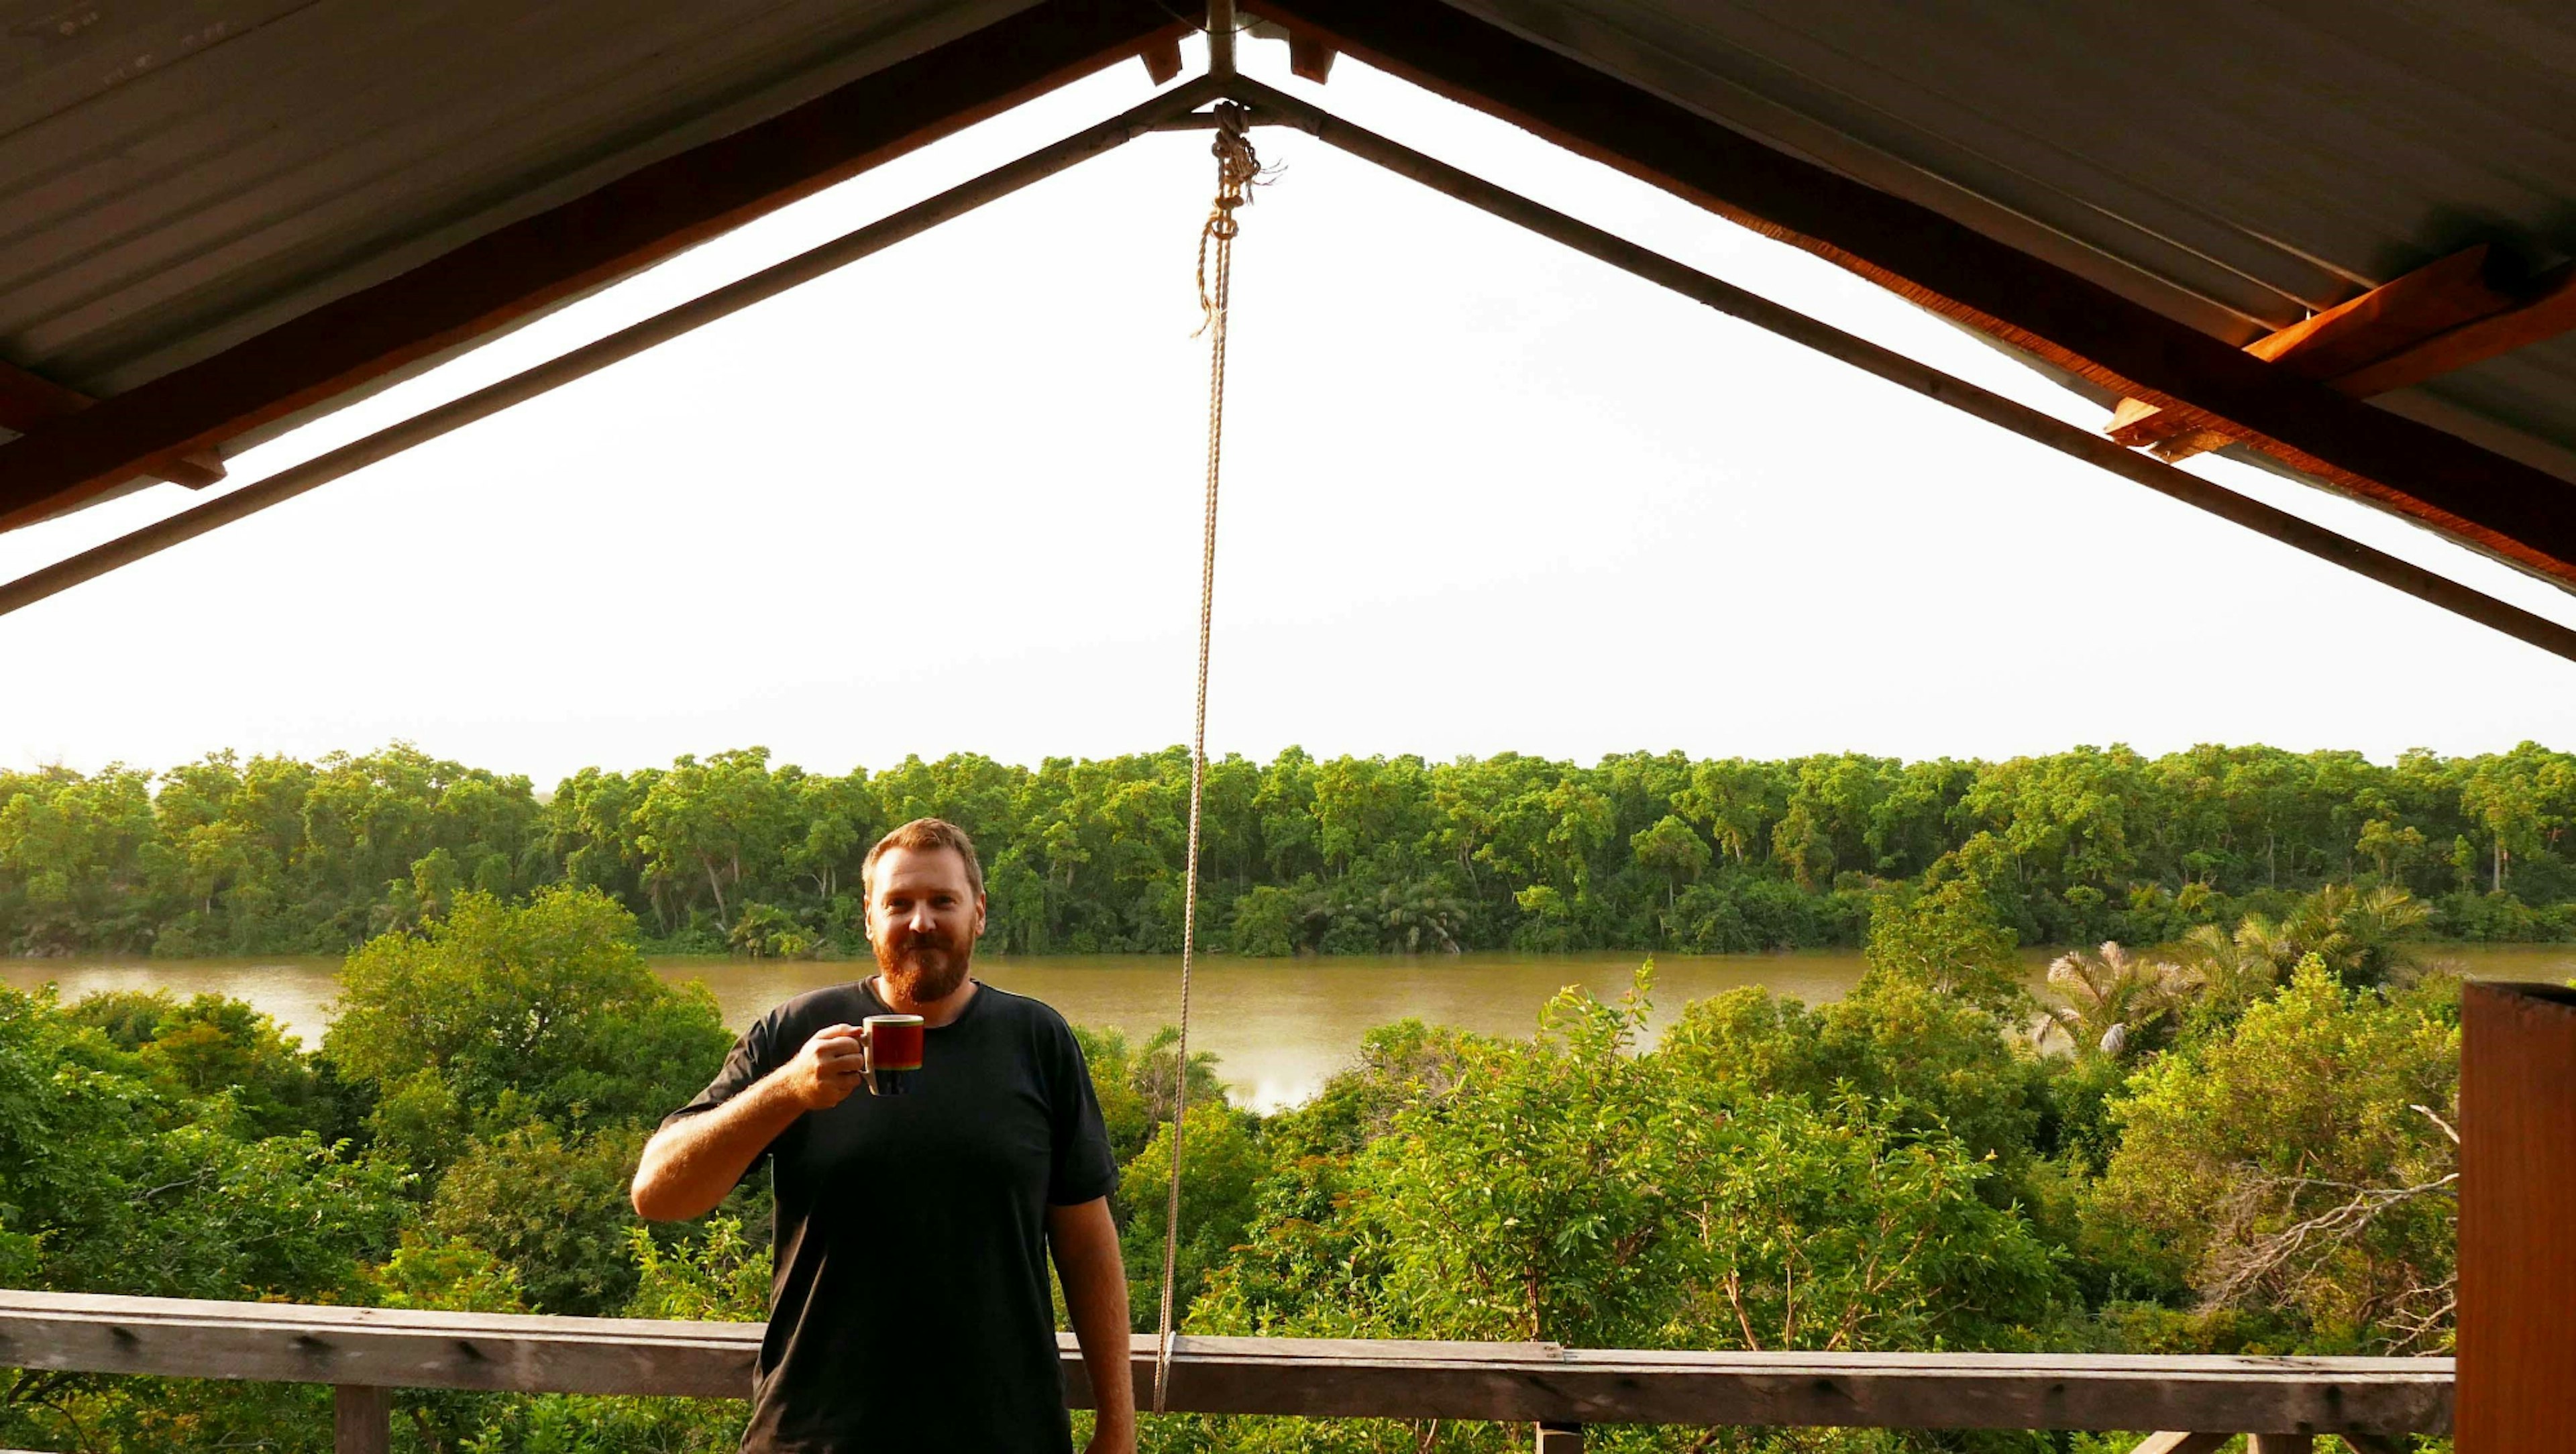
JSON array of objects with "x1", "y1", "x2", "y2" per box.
[{"x1": 0, "y1": 1290, "x2": 2450, "y2": 1452}]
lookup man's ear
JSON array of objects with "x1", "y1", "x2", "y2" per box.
[{"x1": 973, "y1": 893, "x2": 989, "y2": 938}]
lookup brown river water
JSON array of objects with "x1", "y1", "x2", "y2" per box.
[{"x1": 9, "y1": 945, "x2": 2571, "y2": 1111}]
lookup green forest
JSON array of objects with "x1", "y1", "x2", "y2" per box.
[
  {"x1": 5, "y1": 740, "x2": 2575, "y2": 959},
  {"x1": 1, "y1": 867, "x2": 2476, "y2": 1452}
]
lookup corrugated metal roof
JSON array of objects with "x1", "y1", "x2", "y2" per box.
[
  {"x1": 1, "y1": 0, "x2": 1030, "y2": 398},
  {"x1": 1452, "y1": 0, "x2": 2576, "y2": 478},
  {"x1": 5, "y1": 0, "x2": 2574, "y2": 502}
]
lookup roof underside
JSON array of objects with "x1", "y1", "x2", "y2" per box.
[
  {"x1": 4, "y1": 0, "x2": 2574, "y2": 535},
  {"x1": 1446, "y1": 0, "x2": 2576, "y2": 482},
  {"x1": 1, "y1": 0, "x2": 1030, "y2": 402}
]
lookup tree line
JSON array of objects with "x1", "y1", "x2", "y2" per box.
[
  {"x1": 0, "y1": 880, "x2": 2467, "y2": 1451},
  {"x1": 4, "y1": 739, "x2": 2573, "y2": 960}
]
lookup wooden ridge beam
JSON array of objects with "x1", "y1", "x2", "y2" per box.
[
  {"x1": 0, "y1": 361, "x2": 223, "y2": 491},
  {"x1": 1250, "y1": 0, "x2": 2576, "y2": 588},
  {"x1": 0, "y1": 0, "x2": 1183, "y2": 533},
  {"x1": 0, "y1": 1290, "x2": 2454, "y2": 1435}
]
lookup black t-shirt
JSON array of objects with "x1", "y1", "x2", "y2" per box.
[{"x1": 662, "y1": 979, "x2": 1120, "y2": 1453}]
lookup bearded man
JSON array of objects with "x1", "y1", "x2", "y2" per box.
[{"x1": 632, "y1": 818, "x2": 1133, "y2": 1454}]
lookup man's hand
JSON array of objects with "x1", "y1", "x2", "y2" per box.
[
  {"x1": 784, "y1": 1023, "x2": 867, "y2": 1110},
  {"x1": 633, "y1": 1024, "x2": 862, "y2": 1221}
]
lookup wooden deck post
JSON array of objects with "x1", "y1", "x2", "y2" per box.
[
  {"x1": 333, "y1": 1385, "x2": 390, "y2": 1454},
  {"x1": 2459, "y1": 983, "x2": 2576, "y2": 1454},
  {"x1": 1534, "y1": 1420, "x2": 1583, "y2": 1452}
]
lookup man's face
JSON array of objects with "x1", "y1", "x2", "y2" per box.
[{"x1": 865, "y1": 845, "x2": 985, "y2": 1003}]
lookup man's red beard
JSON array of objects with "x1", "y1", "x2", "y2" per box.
[{"x1": 873, "y1": 926, "x2": 972, "y2": 1003}]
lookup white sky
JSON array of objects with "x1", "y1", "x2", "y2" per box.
[{"x1": 6, "y1": 40, "x2": 2575, "y2": 787}]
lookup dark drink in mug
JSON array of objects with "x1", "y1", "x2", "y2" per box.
[{"x1": 863, "y1": 1015, "x2": 924, "y2": 1096}]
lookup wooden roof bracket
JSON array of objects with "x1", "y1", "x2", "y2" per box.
[
  {"x1": 2111, "y1": 245, "x2": 2576, "y2": 465},
  {"x1": 0, "y1": 361, "x2": 224, "y2": 493}
]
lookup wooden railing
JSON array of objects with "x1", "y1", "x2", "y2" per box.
[{"x1": 0, "y1": 1290, "x2": 2449, "y2": 1453}]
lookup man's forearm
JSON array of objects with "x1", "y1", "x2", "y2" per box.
[
  {"x1": 631, "y1": 1073, "x2": 803, "y2": 1220},
  {"x1": 1049, "y1": 1200, "x2": 1136, "y2": 1451},
  {"x1": 1069, "y1": 1282, "x2": 1136, "y2": 1442}
]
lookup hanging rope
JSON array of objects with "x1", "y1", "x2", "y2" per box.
[{"x1": 1155, "y1": 100, "x2": 1260, "y2": 1418}]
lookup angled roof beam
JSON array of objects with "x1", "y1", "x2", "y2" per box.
[
  {"x1": 0, "y1": 361, "x2": 224, "y2": 492},
  {"x1": 1212, "y1": 74, "x2": 2576, "y2": 667},
  {"x1": 0, "y1": 0, "x2": 1183, "y2": 534},
  {"x1": 1253, "y1": 0, "x2": 2576, "y2": 590},
  {"x1": 0, "y1": 76, "x2": 1224, "y2": 621}
]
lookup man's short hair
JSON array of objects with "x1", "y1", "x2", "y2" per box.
[{"x1": 861, "y1": 818, "x2": 985, "y2": 902}]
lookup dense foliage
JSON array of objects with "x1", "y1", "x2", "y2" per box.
[
  {"x1": 5, "y1": 740, "x2": 2575, "y2": 959},
  {"x1": 0, "y1": 873, "x2": 2481, "y2": 1452}
]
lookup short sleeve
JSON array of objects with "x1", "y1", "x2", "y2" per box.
[
  {"x1": 659, "y1": 1014, "x2": 785, "y2": 1172},
  {"x1": 1044, "y1": 1018, "x2": 1120, "y2": 1206}
]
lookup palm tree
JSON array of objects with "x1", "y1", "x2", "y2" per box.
[
  {"x1": 2044, "y1": 941, "x2": 2199, "y2": 1057},
  {"x1": 2178, "y1": 884, "x2": 2432, "y2": 1005},
  {"x1": 1375, "y1": 883, "x2": 1471, "y2": 954}
]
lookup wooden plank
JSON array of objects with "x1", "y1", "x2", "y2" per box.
[
  {"x1": 0, "y1": 0, "x2": 1182, "y2": 533},
  {"x1": 1248, "y1": 0, "x2": 2576, "y2": 588},
  {"x1": 0, "y1": 1291, "x2": 2453, "y2": 1435},
  {"x1": 2108, "y1": 245, "x2": 2519, "y2": 453},
  {"x1": 2249, "y1": 1438, "x2": 2314, "y2": 1453},
  {"x1": 2128, "y1": 1437, "x2": 2229, "y2": 1454},
  {"x1": 2457, "y1": 983, "x2": 2576, "y2": 1454},
  {"x1": 1140, "y1": 36, "x2": 1185, "y2": 85},
  {"x1": 0, "y1": 1292, "x2": 760, "y2": 1398},
  {"x1": 1534, "y1": 1421, "x2": 1585, "y2": 1453},
  {"x1": 334, "y1": 1385, "x2": 390, "y2": 1454},
  {"x1": 0, "y1": 361, "x2": 223, "y2": 490}
]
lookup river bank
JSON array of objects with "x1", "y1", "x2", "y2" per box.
[{"x1": 10, "y1": 943, "x2": 2571, "y2": 1109}]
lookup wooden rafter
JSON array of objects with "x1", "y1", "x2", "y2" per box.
[
  {"x1": 2339, "y1": 262, "x2": 2576, "y2": 397},
  {"x1": 1254, "y1": 0, "x2": 2576, "y2": 588},
  {"x1": 0, "y1": 361, "x2": 223, "y2": 492},
  {"x1": 0, "y1": 0, "x2": 1181, "y2": 534},
  {"x1": 2108, "y1": 246, "x2": 2518, "y2": 454},
  {"x1": 2114, "y1": 245, "x2": 2576, "y2": 463}
]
